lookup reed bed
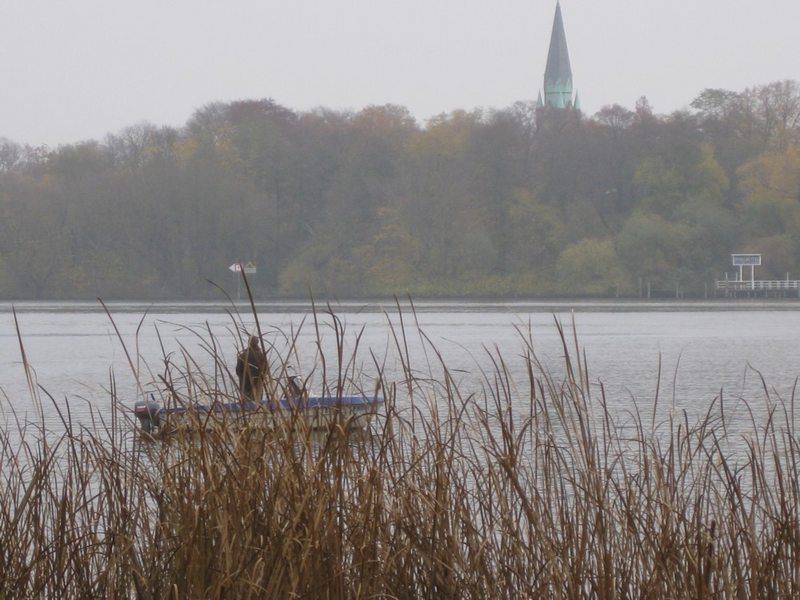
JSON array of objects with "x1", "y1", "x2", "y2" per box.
[{"x1": 1, "y1": 301, "x2": 799, "y2": 599}]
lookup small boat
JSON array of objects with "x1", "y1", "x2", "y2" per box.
[{"x1": 133, "y1": 392, "x2": 384, "y2": 436}]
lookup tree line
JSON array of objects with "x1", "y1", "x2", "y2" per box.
[{"x1": 2, "y1": 80, "x2": 800, "y2": 299}]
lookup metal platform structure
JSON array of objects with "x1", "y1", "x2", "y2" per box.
[
  {"x1": 715, "y1": 253, "x2": 800, "y2": 297},
  {"x1": 716, "y1": 279, "x2": 800, "y2": 296}
]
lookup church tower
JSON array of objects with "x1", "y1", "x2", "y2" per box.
[{"x1": 538, "y1": 2, "x2": 579, "y2": 109}]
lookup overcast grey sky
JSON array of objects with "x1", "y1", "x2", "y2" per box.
[{"x1": 2, "y1": 0, "x2": 799, "y2": 147}]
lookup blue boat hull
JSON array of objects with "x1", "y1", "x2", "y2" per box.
[{"x1": 134, "y1": 395, "x2": 384, "y2": 435}]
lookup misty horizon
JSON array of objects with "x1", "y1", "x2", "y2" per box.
[{"x1": 2, "y1": 0, "x2": 799, "y2": 147}]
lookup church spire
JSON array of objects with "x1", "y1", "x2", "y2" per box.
[{"x1": 541, "y1": 2, "x2": 576, "y2": 109}]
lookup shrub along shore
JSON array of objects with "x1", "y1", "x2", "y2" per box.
[{"x1": 1, "y1": 305, "x2": 798, "y2": 598}]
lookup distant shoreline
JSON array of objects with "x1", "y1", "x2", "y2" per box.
[{"x1": 2, "y1": 297, "x2": 800, "y2": 314}]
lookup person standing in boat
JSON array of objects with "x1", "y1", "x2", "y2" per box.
[{"x1": 236, "y1": 335, "x2": 267, "y2": 402}]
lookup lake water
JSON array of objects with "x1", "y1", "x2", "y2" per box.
[{"x1": 2, "y1": 300, "x2": 800, "y2": 436}]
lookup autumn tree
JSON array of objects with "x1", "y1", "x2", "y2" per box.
[
  {"x1": 556, "y1": 238, "x2": 628, "y2": 296},
  {"x1": 2, "y1": 80, "x2": 799, "y2": 299},
  {"x1": 615, "y1": 212, "x2": 692, "y2": 291}
]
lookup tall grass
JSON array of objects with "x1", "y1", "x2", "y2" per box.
[{"x1": 1, "y1": 301, "x2": 798, "y2": 598}]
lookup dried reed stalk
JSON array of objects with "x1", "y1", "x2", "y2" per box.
[{"x1": 0, "y1": 296, "x2": 798, "y2": 598}]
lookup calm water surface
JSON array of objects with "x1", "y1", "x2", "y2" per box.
[{"x1": 2, "y1": 300, "x2": 799, "y2": 434}]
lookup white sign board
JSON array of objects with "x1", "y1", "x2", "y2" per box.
[
  {"x1": 229, "y1": 262, "x2": 257, "y2": 274},
  {"x1": 732, "y1": 254, "x2": 761, "y2": 266}
]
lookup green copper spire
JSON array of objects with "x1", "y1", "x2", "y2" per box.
[{"x1": 542, "y1": 2, "x2": 576, "y2": 109}]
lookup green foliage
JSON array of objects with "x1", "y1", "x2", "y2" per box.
[
  {"x1": 740, "y1": 196, "x2": 800, "y2": 237},
  {"x1": 673, "y1": 198, "x2": 740, "y2": 282},
  {"x1": 2, "y1": 81, "x2": 800, "y2": 298},
  {"x1": 556, "y1": 238, "x2": 629, "y2": 295},
  {"x1": 691, "y1": 88, "x2": 742, "y2": 118},
  {"x1": 634, "y1": 143, "x2": 728, "y2": 217},
  {"x1": 746, "y1": 234, "x2": 799, "y2": 278},
  {"x1": 506, "y1": 189, "x2": 566, "y2": 270},
  {"x1": 695, "y1": 143, "x2": 730, "y2": 200},
  {"x1": 279, "y1": 238, "x2": 365, "y2": 297},
  {"x1": 738, "y1": 145, "x2": 800, "y2": 203},
  {"x1": 616, "y1": 213, "x2": 692, "y2": 288},
  {"x1": 354, "y1": 207, "x2": 421, "y2": 294}
]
